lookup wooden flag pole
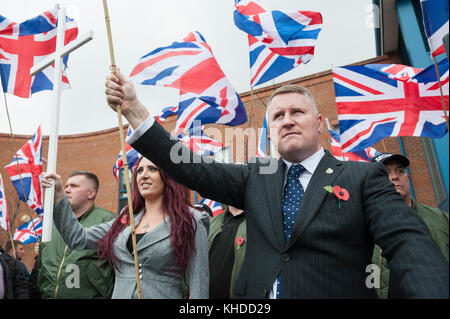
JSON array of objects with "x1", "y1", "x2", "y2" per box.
[
  {"x1": 7, "y1": 228, "x2": 16, "y2": 258},
  {"x1": 102, "y1": 0, "x2": 142, "y2": 299},
  {"x1": 432, "y1": 56, "x2": 449, "y2": 133}
]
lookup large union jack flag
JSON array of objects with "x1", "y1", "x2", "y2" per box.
[
  {"x1": 0, "y1": 172, "x2": 10, "y2": 231},
  {"x1": 13, "y1": 216, "x2": 42, "y2": 244},
  {"x1": 234, "y1": 0, "x2": 323, "y2": 87},
  {"x1": 4, "y1": 125, "x2": 43, "y2": 216},
  {"x1": 113, "y1": 126, "x2": 141, "y2": 179},
  {"x1": 0, "y1": 5, "x2": 78, "y2": 98},
  {"x1": 130, "y1": 31, "x2": 247, "y2": 134},
  {"x1": 333, "y1": 60, "x2": 449, "y2": 152},
  {"x1": 325, "y1": 119, "x2": 380, "y2": 162},
  {"x1": 420, "y1": 0, "x2": 449, "y2": 57}
]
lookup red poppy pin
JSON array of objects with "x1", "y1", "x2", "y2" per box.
[
  {"x1": 236, "y1": 236, "x2": 245, "y2": 249},
  {"x1": 324, "y1": 185, "x2": 349, "y2": 210}
]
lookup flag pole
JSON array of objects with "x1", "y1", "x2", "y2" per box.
[
  {"x1": 248, "y1": 87, "x2": 257, "y2": 161},
  {"x1": 102, "y1": 0, "x2": 142, "y2": 299},
  {"x1": 8, "y1": 228, "x2": 16, "y2": 258},
  {"x1": 432, "y1": 56, "x2": 449, "y2": 133},
  {"x1": 381, "y1": 139, "x2": 387, "y2": 153}
]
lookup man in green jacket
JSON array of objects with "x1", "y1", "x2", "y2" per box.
[
  {"x1": 37, "y1": 171, "x2": 116, "y2": 299},
  {"x1": 208, "y1": 205, "x2": 246, "y2": 298},
  {"x1": 371, "y1": 153, "x2": 449, "y2": 298}
]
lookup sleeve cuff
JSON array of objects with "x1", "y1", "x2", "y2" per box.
[{"x1": 126, "y1": 116, "x2": 155, "y2": 145}]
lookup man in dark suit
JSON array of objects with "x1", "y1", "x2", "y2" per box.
[{"x1": 105, "y1": 70, "x2": 449, "y2": 298}]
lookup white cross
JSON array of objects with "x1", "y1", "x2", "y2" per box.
[{"x1": 30, "y1": 7, "x2": 93, "y2": 242}]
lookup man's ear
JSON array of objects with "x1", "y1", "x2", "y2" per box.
[
  {"x1": 87, "y1": 188, "x2": 97, "y2": 200},
  {"x1": 317, "y1": 114, "x2": 324, "y2": 134}
]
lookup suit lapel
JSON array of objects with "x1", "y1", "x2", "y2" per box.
[
  {"x1": 118, "y1": 211, "x2": 144, "y2": 256},
  {"x1": 262, "y1": 158, "x2": 286, "y2": 249},
  {"x1": 136, "y1": 216, "x2": 171, "y2": 252},
  {"x1": 286, "y1": 152, "x2": 344, "y2": 251}
]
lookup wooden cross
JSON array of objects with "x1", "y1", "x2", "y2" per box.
[{"x1": 30, "y1": 6, "x2": 93, "y2": 242}]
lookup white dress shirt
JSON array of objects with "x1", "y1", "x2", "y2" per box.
[{"x1": 269, "y1": 148, "x2": 325, "y2": 298}]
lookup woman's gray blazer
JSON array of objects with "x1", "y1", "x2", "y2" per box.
[{"x1": 52, "y1": 197, "x2": 209, "y2": 299}]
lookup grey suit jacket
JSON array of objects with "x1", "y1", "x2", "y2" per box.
[
  {"x1": 53, "y1": 197, "x2": 209, "y2": 299},
  {"x1": 130, "y1": 121, "x2": 449, "y2": 298}
]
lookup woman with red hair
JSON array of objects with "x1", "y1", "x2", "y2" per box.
[{"x1": 42, "y1": 157, "x2": 209, "y2": 299}]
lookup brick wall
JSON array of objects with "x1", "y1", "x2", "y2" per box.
[{"x1": 0, "y1": 53, "x2": 442, "y2": 271}]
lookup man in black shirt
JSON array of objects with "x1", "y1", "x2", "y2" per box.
[{"x1": 208, "y1": 206, "x2": 245, "y2": 298}]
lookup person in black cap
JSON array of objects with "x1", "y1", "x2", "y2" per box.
[{"x1": 371, "y1": 153, "x2": 449, "y2": 298}]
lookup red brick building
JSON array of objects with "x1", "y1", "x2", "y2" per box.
[{"x1": 0, "y1": 53, "x2": 444, "y2": 271}]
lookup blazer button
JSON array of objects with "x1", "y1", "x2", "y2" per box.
[{"x1": 282, "y1": 253, "x2": 290, "y2": 262}]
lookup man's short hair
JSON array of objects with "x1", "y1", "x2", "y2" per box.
[
  {"x1": 69, "y1": 171, "x2": 100, "y2": 193},
  {"x1": 267, "y1": 84, "x2": 318, "y2": 115}
]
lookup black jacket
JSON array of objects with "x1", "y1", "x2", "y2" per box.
[
  {"x1": 0, "y1": 247, "x2": 29, "y2": 299},
  {"x1": 132, "y1": 121, "x2": 449, "y2": 298}
]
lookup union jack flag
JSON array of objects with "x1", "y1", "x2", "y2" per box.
[
  {"x1": 13, "y1": 216, "x2": 42, "y2": 244},
  {"x1": 199, "y1": 198, "x2": 224, "y2": 217},
  {"x1": 129, "y1": 31, "x2": 247, "y2": 135},
  {"x1": 4, "y1": 125, "x2": 43, "y2": 216},
  {"x1": 155, "y1": 105, "x2": 178, "y2": 123},
  {"x1": 325, "y1": 119, "x2": 380, "y2": 162},
  {"x1": 113, "y1": 126, "x2": 141, "y2": 179},
  {"x1": 178, "y1": 126, "x2": 224, "y2": 157},
  {"x1": 0, "y1": 173, "x2": 10, "y2": 231},
  {"x1": 234, "y1": 0, "x2": 323, "y2": 87},
  {"x1": 0, "y1": 5, "x2": 78, "y2": 98},
  {"x1": 420, "y1": 0, "x2": 449, "y2": 57},
  {"x1": 256, "y1": 112, "x2": 268, "y2": 157},
  {"x1": 333, "y1": 60, "x2": 449, "y2": 153}
]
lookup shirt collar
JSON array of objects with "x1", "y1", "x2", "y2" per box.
[{"x1": 282, "y1": 148, "x2": 325, "y2": 175}]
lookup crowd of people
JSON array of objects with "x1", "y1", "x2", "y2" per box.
[{"x1": 1, "y1": 73, "x2": 448, "y2": 299}]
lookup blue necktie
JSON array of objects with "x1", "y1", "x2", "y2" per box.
[{"x1": 276, "y1": 163, "x2": 305, "y2": 298}]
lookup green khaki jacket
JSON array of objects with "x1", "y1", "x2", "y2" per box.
[
  {"x1": 38, "y1": 205, "x2": 116, "y2": 299},
  {"x1": 208, "y1": 211, "x2": 246, "y2": 298},
  {"x1": 372, "y1": 199, "x2": 449, "y2": 298}
]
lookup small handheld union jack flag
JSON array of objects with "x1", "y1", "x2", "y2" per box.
[
  {"x1": 113, "y1": 126, "x2": 141, "y2": 179},
  {"x1": 325, "y1": 119, "x2": 380, "y2": 162},
  {"x1": 13, "y1": 216, "x2": 42, "y2": 244},
  {"x1": 4, "y1": 125, "x2": 43, "y2": 217}
]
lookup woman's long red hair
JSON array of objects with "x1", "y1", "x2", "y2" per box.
[{"x1": 97, "y1": 157, "x2": 196, "y2": 274}]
